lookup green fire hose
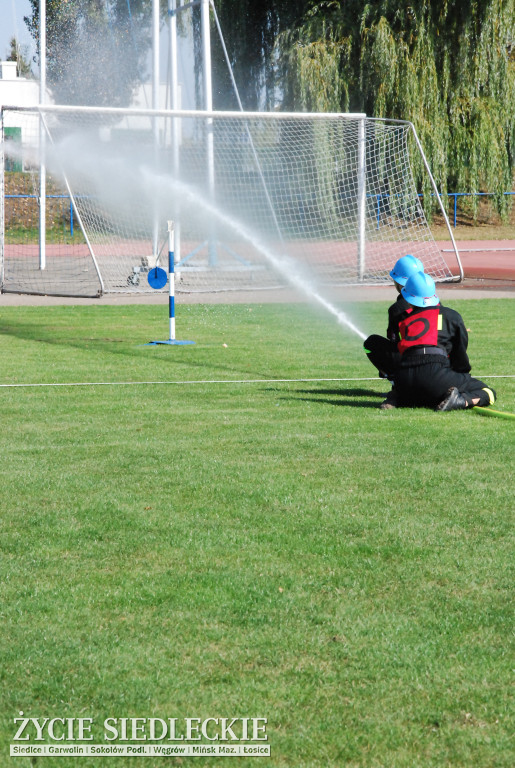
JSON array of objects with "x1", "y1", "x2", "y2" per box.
[{"x1": 473, "y1": 406, "x2": 515, "y2": 421}]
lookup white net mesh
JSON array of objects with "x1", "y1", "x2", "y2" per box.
[{"x1": 1, "y1": 106, "x2": 458, "y2": 297}]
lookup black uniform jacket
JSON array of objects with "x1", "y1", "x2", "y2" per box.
[
  {"x1": 387, "y1": 295, "x2": 411, "y2": 341},
  {"x1": 388, "y1": 298, "x2": 471, "y2": 373}
]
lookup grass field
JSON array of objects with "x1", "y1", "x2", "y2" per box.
[{"x1": 0, "y1": 298, "x2": 513, "y2": 768}]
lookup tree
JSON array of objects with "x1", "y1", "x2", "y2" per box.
[
  {"x1": 24, "y1": 0, "x2": 154, "y2": 107},
  {"x1": 6, "y1": 37, "x2": 34, "y2": 78},
  {"x1": 211, "y1": 1, "x2": 313, "y2": 110},
  {"x1": 277, "y1": 0, "x2": 515, "y2": 219},
  {"x1": 213, "y1": 0, "x2": 515, "y2": 220}
]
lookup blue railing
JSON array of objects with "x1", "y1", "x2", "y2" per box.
[
  {"x1": 443, "y1": 191, "x2": 515, "y2": 228},
  {"x1": 6, "y1": 190, "x2": 515, "y2": 234},
  {"x1": 374, "y1": 191, "x2": 514, "y2": 228},
  {"x1": 5, "y1": 193, "x2": 76, "y2": 235}
]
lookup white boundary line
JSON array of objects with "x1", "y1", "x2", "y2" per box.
[{"x1": 0, "y1": 375, "x2": 513, "y2": 389}]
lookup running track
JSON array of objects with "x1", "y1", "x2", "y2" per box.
[{"x1": 441, "y1": 240, "x2": 515, "y2": 281}]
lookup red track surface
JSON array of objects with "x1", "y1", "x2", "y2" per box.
[
  {"x1": 441, "y1": 240, "x2": 515, "y2": 281},
  {"x1": 3, "y1": 238, "x2": 514, "y2": 283}
]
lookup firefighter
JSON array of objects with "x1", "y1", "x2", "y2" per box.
[
  {"x1": 386, "y1": 254, "x2": 424, "y2": 342},
  {"x1": 370, "y1": 254, "x2": 424, "y2": 383},
  {"x1": 364, "y1": 272, "x2": 496, "y2": 411}
]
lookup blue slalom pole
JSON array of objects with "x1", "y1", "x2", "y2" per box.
[
  {"x1": 145, "y1": 221, "x2": 195, "y2": 346},
  {"x1": 168, "y1": 240, "x2": 176, "y2": 341}
]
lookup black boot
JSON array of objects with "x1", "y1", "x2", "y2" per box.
[
  {"x1": 435, "y1": 387, "x2": 468, "y2": 412},
  {"x1": 380, "y1": 389, "x2": 398, "y2": 410}
]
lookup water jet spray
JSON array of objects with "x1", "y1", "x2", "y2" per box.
[{"x1": 142, "y1": 169, "x2": 367, "y2": 342}]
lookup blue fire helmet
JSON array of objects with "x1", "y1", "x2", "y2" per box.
[
  {"x1": 401, "y1": 272, "x2": 440, "y2": 307},
  {"x1": 389, "y1": 254, "x2": 424, "y2": 286}
]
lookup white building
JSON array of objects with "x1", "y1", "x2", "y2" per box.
[
  {"x1": 0, "y1": 61, "x2": 45, "y2": 171},
  {"x1": 0, "y1": 60, "x2": 41, "y2": 109}
]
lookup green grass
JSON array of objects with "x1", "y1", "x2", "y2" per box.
[
  {"x1": 0, "y1": 299, "x2": 513, "y2": 768},
  {"x1": 5, "y1": 226, "x2": 87, "y2": 245}
]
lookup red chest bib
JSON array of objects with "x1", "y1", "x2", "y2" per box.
[{"x1": 398, "y1": 307, "x2": 439, "y2": 354}]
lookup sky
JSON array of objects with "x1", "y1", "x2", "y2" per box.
[{"x1": 0, "y1": 0, "x2": 36, "y2": 64}]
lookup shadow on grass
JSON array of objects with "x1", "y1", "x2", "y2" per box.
[
  {"x1": 296, "y1": 387, "x2": 385, "y2": 398},
  {"x1": 295, "y1": 396, "x2": 380, "y2": 408},
  {"x1": 271, "y1": 386, "x2": 387, "y2": 408},
  {"x1": 0, "y1": 320, "x2": 273, "y2": 381}
]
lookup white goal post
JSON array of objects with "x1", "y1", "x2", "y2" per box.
[{"x1": 1, "y1": 105, "x2": 462, "y2": 297}]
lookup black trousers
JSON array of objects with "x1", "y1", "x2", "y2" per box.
[
  {"x1": 364, "y1": 334, "x2": 400, "y2": 378},
  {"x1": 364, "y1": 335, "x2": 495, "y2": 408},
  {"x1": 393, "y1": 359, "x2": 494, "y2": 408}
]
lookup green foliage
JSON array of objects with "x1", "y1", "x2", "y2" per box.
[
  {"x1": 6, "y1": 36, "x2": 33, "y2": 78},
  {"x1": 218, "y1": 0, "x2": 514, "y2": 222},
  {"x1": 212, "y1": 0, "x2": 314, "y2": 110},
  {"x1": 23, "y1": 1, "x2": 515, "y2": 217}
]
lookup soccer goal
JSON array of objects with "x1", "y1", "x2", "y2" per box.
[{"x1": 1, "y1": 105, "x2": 462, "y2": 297}]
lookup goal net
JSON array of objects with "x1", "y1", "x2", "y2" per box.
[{"x1": 1, "y1": 105, "x2": 460, "y2": 297}]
